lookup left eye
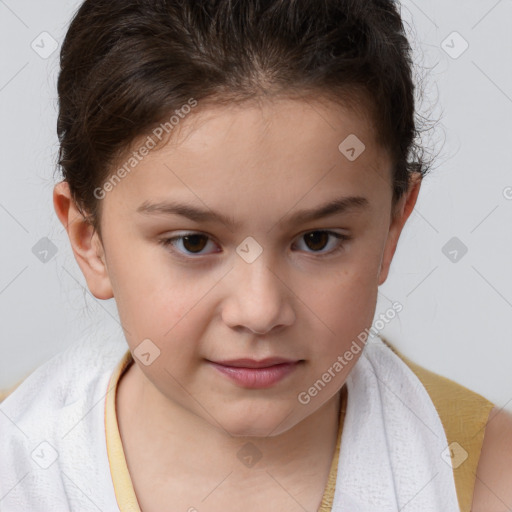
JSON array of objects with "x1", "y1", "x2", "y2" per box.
[
  {"x1": 293, "y1": 230, "x2": 349, "y2": 255},
  {"x1": 159, "y1": 230, "x2": 350, "y2": 258}
]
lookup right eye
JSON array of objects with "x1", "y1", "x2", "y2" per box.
[{"x1": 159, "y1": 232, "x2": 220, "y2": 258}]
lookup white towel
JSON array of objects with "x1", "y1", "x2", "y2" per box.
[
  {"x1": 0, "y1": 327, "x2": 124, "y2": 512},
  {"x1": 334, "y1": 336, "x2": 460, "y2": 511},
  {"x1": 0, "y1": 330, "x2": 460, "y2": 511}
]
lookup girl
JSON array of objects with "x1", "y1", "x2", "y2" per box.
[{"x1": 1, "y1": 1, "x2": 511, "y2": 511}]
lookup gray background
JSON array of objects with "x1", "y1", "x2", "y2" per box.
[{"x1": 1, "y1": 0, "x2": 511, "y2": 412}]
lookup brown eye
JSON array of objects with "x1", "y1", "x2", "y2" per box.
[
  {"x1": 293, "y1": 230, "x2": 349, "y2": 256},
  {"x1": 303, "y1": 231, "x2": 330, "y2": 251},
  {"x1": 181, "y1": 234, "x2": 208, "y2": 253},
  {"x1": 160, "y1": 230, "x2": 349, "y2": 261},
  {"x1": 159, "y1": 232, "x2": 217, "y2": 257}
]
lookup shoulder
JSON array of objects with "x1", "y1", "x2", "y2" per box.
[
  {"x1": 0, "y1": 378, "x2": 29, "y2": 403},
  {"x1": 0, "y1": 332, "x2": 126, "y2": 427},
  {"x1": 472, "y1": 406, "x2": 512, "y2": 511},
  {"x1": 379, "y1": 337, "x2": 501, "y2": 511},
  {"x1": 0, "y1": 346, "x2": 126, "y2": 510}
]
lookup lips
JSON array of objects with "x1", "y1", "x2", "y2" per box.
[
  {"x1": 208, "y1": 359, "x2": 301, "y2": 388},
  {"x1": 211, "y1": 357, "x2": 300, "y2": 368}
]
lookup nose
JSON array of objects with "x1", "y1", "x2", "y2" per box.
[{"x1": 221, "y1": 255, "x2": 295, "y2": 335}]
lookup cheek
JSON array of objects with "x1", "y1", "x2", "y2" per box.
[
  {"x1": 303, "y1": 257, "x2": 380, "y2": 320},
  {"x1": 104, "y1": 242, "x2": 192, "y2": 341},
  {"x1": 117, "y1": 280, "x2": 200, "y2": 348},
  {"x1": 296, "y1": 262, "x2": 379, "y2": 364},
  {"x1": 110, "y1": 270, "x2": 216, "y2": 378}
]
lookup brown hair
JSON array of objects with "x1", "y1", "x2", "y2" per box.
[{"x1": 56, "y1": 0, "x2": 435, "y2": 240}]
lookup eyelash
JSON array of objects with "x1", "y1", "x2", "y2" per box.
[{"x1": 158, "y1": 230, "x2": 351, "y2": 260}]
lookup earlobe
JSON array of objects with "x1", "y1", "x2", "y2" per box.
[
  {"x1": 53, "y1": 181, "x2": 114, "y2": 300},
  {"x1": 377, "y1": 173, "x2": 422, "y2": 286}
]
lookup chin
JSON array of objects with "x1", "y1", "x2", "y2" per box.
[{"x1": 219, "y1": 411, "x2": 296, "y2": 439}]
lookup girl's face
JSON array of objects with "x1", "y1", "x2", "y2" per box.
[{"x1": 60, "y1": 97, "x2": 419, "y2": 437}]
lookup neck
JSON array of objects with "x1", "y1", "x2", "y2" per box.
[{"x1": 116, "y1": 359, "x2": 343, "y2": 485}]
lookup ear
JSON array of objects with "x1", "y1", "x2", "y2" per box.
[
  {"x1": 53, "y1": 181, "x2": 114, "y2": 300},
  {"x1": 378, "y1": 173, "x2": 422, "y2": 286}
]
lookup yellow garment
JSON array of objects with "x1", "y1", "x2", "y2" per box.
[{"x1": 105, "y1": 350, "x2": 142, "y2": 511}]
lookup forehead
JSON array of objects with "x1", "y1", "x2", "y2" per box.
[
  {"x1": 104, "y1": 97, "x2": 393, "y2": 225},
  {"x1": 161, "y1": 95, "x2": 384, "y2": 163}
]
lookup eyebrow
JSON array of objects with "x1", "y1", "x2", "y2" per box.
[{"x1": 136, "y1": 195, "x2": 370, "y2": 229}]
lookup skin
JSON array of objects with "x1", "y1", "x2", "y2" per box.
[
  {"x1": 472, "y1": 407, "x2": 512, "y2": 511},
  {"x1": 53, "y1": 96, "x2": 512, "y2": 511}
]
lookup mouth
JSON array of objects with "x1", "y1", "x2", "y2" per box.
[
  {"x1": 206, "y1": 358, "x2": 303, "y2": 389},
  {"x1": 211, "y1": 357, "x2": 301, "y2": 369}
]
